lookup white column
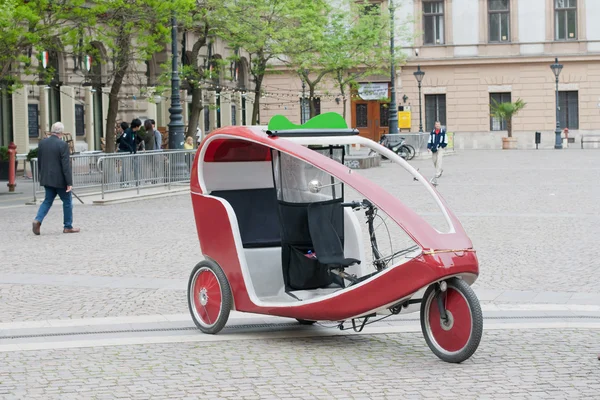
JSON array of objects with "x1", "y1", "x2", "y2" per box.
[
  {"x1": 60, "y1": 86, "x2": 76, "y2": 137},
  {"x1": 243, "y1": 94, "x2": 252, "y2": 126},
  {"x1": 208, "y1": 91, "x2": 217, "y2": 133},
  {"x1": 84, "y1": 87, "x2": 94, "y2": 151},
  {"x1": 12, "y1": 86, "x2": 30, "y2": 154},
  {"x1": 102, "y1": 87, "x2": 110, "y2": 137},
  {"x1": 220, "y1": 91, "x2": 232, "y2": 127},
  {"x1": 39, "y1": 87, "x2": 50, "y2": 136},
  {"x1": 234, "y1": 92, "x2": 243, "y2": 126}
]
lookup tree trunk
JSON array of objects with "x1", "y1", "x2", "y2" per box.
[
  {"x1": 507, "y1": 118, "x2": 512, "y2": 138},
  {"x1": 251, "y1": 73, "x2": 263, "y2": 125},
  {"x1": 104, "y1": 30, "x2": 130, "y2": 153},
  {"x1": 308, "y1": 83, "x2": 316, "y2": 118},
  {"x1": 186, "y1": 86, "x2": 203, "y2": 138}
]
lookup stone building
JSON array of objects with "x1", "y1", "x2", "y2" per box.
[
  {"x1": 1, "y1": 31, "x2": 254, "y2": 154},
  {"x1": 261, "y1": 0, "x2": 600, "y2": 149}
]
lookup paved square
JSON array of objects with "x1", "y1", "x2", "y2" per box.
[{"x1": 1, "y1": 149, "x2": 599, "y2": 398}]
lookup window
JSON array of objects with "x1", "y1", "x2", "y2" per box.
[
  {"x1": 231, "y1": 104, "x2": 237, "y2": 126},
  {"x1": 300, "y1": 98, "x2": 309, "y2": 124},
  {"x1": 489, "y1": 0, "x2": 510, "y2": 42},
  {"x1": 423, "y1": 1, "x2": 444, "y2": 45},
  {"x1": 558, "y1": 91, "x2": 578, "y2": 129},
  {"x1": 241, "y1": 94, "x2": 246, "y2": 125},
  {"x1": 489, "y1": 92, "x2": 511, "y2": 131},
  {"x1": 28, "y1": 104, "x2": 39, "y2": 138},
  {"x1": 555, "y1": 0, "x2": 577, "y2": 40},
  {"x1": 204, "y1": 106, "x2": 210, "y2": 132},
  {"x1": 355, "y1": 104, "x2": 368, "y2": 127},
  {"x1": 300, "y1": 97, "x2": 321, "y2": 123},
  {"x1": 380, "y1": 103, "x2": 389, "y2": 127},
  {"x1": 425, "y1": 94, "x2": 446, "y2": 132},
  {"x1": 361, "y1": 2, "x2": 381, "y2": 16},
  {"x1": 75, "y1": 104, "x2": 85, "y2": 136}
]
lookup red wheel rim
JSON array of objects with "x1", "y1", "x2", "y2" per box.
[
  {"x1": 192, "y1": 268, "x2": 222, "y2": 327},
  {"x1": 427, "y1": 287, "x2": 472, "y2": 353}
]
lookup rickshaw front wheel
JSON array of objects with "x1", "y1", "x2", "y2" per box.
[
  {"x1": 420, "y1": 277, "x2": 483, "y2": 363},
  {"x1": 188, "y1": 260, "x2": 233, "y2": 334}
]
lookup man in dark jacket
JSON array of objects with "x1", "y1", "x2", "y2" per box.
[
  {"x1": 32, "y1": 122, "x2": 80, "y2": 235},
  {"x1": 427, "y1": 121, "x2": 447, "y2": 185},
  {"x1": 117, "y1": 118, "x2": 142, "y2": 186}
]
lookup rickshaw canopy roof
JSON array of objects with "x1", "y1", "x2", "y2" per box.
[{"x1": 195, "y1": 113, "x2": 472, "y2": 251}]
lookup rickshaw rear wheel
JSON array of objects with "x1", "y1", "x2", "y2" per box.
[
  {"x1": 188, "y1": 260, "x2": 232, "y2": 334},
  {"x1": 420, "y1": 277, "x2": 483, "y2": 363},
  {"x1": 296, "y1": 319, "x2": 316, "y2": 325}
]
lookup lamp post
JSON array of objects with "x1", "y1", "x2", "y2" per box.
[
  {"x1": 550, "y1": 57, "x2": 563, "y2": 149},
  {"x1": 388, "y1": 0, "x2": 399, "y2": 135},
  {"x1": 413, "y1": 65, "x2": 425, "y2": 132},
  {"x1": 168, "y1": 13, "x2": 185, "y2": 149}
]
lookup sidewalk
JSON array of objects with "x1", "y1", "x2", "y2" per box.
[{"x1": 0, "y1": 177, "x2": 190, "y2": 208}]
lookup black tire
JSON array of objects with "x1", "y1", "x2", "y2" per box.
[
  {"x1": 403, "y1": 144, "x2": 416, "y2": 160},
  {"x1": 188, "y1": 259, "x2": 233, "y2": 334},
  {"x1": 395, "y1": 146, "x2": 408, "y2": 159},
  {"x1": 296, "y1": 319, "x2": 316, "y2": 325},
  {"x1": 420, "y1": 277, "x2": 483, "y2": 363}
]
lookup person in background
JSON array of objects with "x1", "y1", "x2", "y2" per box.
[
  {"x1": 184, "y1": 136, "x2": 194, "y2": 149},
  {"x1": 151, "y1": 119, "x2": 162, "y2": 151},
  {"x1": 143, "y1": 119, "x2": 155, "y2": 151},
  {"x1": 427, "y1": 121, "x2": 447, "y2": 185},
  {"x1": 32, "y1": 122, "x2": 80, "y2": 235},
  {"x1": 118, "y1": 118, "x2": 141, "y2": 186}
]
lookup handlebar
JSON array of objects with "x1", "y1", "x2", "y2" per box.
[{"x1": 341, "y1": 199, "x2": 374, "y2": 210}]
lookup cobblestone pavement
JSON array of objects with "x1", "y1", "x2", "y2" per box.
[
  {"x1": 1, "y1": 149, "x2": 600, "y2": 398},
  {"x1": 1, "y1": 329, "x2": 599, "y2": 399}
]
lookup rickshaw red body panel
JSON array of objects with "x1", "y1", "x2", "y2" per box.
[{"x1": 190, "y1": 126, "x2": 479, "y2": 320}]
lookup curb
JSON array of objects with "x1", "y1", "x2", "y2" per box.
[{"x1": 91, "y1": 188, "x2": 190, "y2": 205}]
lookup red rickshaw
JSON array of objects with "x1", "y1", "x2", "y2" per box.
[{"x1": 188, "y1": 113, "x2": 483, "y2": 363}]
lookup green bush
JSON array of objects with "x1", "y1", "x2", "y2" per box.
[
  {"x1": 26, "y1": 147, "x2": 38, "y2": 161},
  {"x1": 0, "y1": 146, "x2": 8, "y2": 161}
]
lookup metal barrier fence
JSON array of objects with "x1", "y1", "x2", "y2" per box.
[{"x1": 31, "y1": 150, "x2": 196, "y2": 202}]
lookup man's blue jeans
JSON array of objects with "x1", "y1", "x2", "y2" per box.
[{"x1": 34, "y1": 186, "x2": 73, "y2": 229}]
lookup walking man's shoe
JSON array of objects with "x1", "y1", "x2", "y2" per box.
[
  {"x1": 32, "y1": 220, "x2": 41, "y2": 235},
  {"x1": 63, "y1": 227, "x2": 81, "y2": 234}
]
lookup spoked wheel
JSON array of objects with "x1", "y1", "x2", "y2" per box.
[
  {"x1": 395, "y1": 146, "x2": 409, "y2": 159},
  {"x1": 296, "y1": 319, "x2": 316, "y2": 325},
  {"x1": 188, "y1": 260, "x2": 233, "y2": 334},
  {"x1": 403, "y1": 144, "x2": 416, "y2": 160},
  {"x1": 420, "y1": 277, "x2": 483, "y2": 363}
]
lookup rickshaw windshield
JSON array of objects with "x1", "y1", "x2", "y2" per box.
[{"x1": 272, "y1": 146, "x2": 344, "y2": 203}]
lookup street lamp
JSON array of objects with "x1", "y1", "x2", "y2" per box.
[
  {"x1": 550, "y1": 57, "x2": 563, "y2": 149},
  {"x1": 388, "y1": 0, "x2": 399, "y2": 135},
  {"x1": 168, "y1": 13, "x2": 185, "y2": 149},
  {"x1": 413, "y1": 65, "x2": 425, "y2": 132}
]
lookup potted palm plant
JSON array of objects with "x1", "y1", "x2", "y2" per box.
[{"x1": 490, "y1": 98, "x2": 526, "y2": 150}]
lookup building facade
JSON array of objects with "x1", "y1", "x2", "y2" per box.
[
  {"x1": 261, "y1": 0, "x2": 600, "y2": 149},
  {"x1": 1, "y1": 31, "x2": 254, "y2": 154}
]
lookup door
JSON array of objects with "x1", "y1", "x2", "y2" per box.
[{"x1": 351, "y1": 101, "x2": 389, "y2": 142}]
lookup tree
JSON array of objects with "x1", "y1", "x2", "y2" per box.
[
  {"x1": 179, "y1": 0, "x2": 230, "y2": 138},
  {"x1": 0, "y1": 0, "x2": 83, "y2": 87},
  {"x1": 74, "y1": 0, "x2": 180, "y2": 153},
  {"x1": 490, "y1": 98, "x2": 527, "y2": 138},
  {"x1": 219, "y1": 0, "x2": 329, "y2": 124},
  {"x1": 285, "y1": 0, "x2": 398, "y2": 120}
]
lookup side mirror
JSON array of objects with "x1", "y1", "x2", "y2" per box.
[{"x1": 308, "y1": 180, "x2": 322, "y2": 193}]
